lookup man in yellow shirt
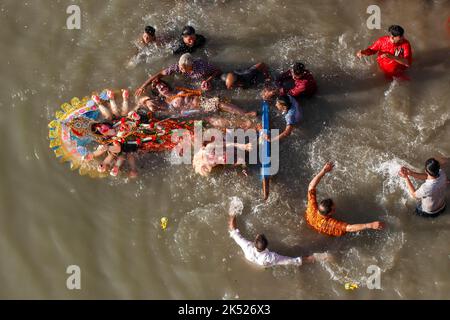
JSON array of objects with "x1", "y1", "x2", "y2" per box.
[{"x1": 305, "y1": 162, "x2": 384, "y2": 236}]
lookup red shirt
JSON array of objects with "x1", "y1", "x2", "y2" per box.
[
  {"x1": 362, "y1": 36, "x2": 412, "y2": 76},
  {"x1": 277, "y1": 69, "x2": 317, "y2": 98}
]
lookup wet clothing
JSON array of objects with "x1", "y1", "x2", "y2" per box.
[
  {"x1": 229, "y1": 229, "x2": 303, "y2": 267},
  {"x1": 362, "y1": 36, "x2": 412, "y2": 77},
  {"x1": 415, "y1": 205, "x2": 445, "y2": 218},
  {"x1": 172, "y1": 34, "x2": 206, "y2": 55},
  {"x1": 284, "y1": 95, "x2": 303, "y2": 126},
  {"x1": 231, "y1": 65, "x2": 263, "y2": 88},
  {"x1": 276, "y1": 69, "x2": 317, "y2": 98},
  {"x1": 164, "y1": 58, "x2": 219, "y2": 82},
  {"x1": 415, "y1": 170, "x2": 447, "y2": 215},
  {"x1": 305, "y1": 189, "x2": 348, "y2": 237}
]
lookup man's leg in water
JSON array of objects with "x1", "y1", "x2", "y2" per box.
[{"x1": 218, "y1": 102, "x2": 256, "y2": 117}]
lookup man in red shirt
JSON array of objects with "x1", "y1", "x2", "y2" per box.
[
  {"x1": 276, "y1": 62, "x2": 317, "y2": 99},
  {"x1": 357, "y1": 25, "x2": 412, "y2": 78}
]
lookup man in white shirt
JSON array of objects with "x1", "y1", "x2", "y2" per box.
[
  {"x1": 399, "y1": 157, "x2": 448, "y2": 217},
  {"x1": 228, "y1": 210, "x2": 328, "y2": 268}
]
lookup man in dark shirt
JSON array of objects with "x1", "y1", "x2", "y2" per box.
[
  {"x1": 172, "y1": 26, "x2": 206, "y2": 55},
  {"x1": 221, "y1": 62, "x2": 271, "y2": 89}
]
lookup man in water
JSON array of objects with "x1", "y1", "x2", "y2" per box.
[
  {"x1": 276, "y1": 62, "x2": 317, "y2": 99},
  {"x1": 172, "y1": 25, "x2": 206, "y2": 55},
  {"x1": 135, "y1": 53, "x2": 221, "y2": 95},
  {"x1": 305, "y1": 162, "x2": 384, "y2": 236},
  {"x1": 399, "y1": 158, "x2": 448, "y2": 217},
  {"x1": 264, "y1": 95, "x2": 302, "y2": 142},
  {"x1": 221, "y1": 62, "x2": 271, "y2": 89},
  {"x1": 228, "y1": 203, "x2": 329, "y2": 267},
  {"x1": 140, "y1": 26, "x2": 157, "y2": 47},
  {"x1": 356, "y1": 25, "x2": 412, "y2": 79}
]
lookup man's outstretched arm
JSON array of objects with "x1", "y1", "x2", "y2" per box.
[
  {"x1": 308, "y1": 161, "x2": 334, "y2": 191},
  {"x1": 346, "y1": 221, "x2": 384, "y2": 232}
]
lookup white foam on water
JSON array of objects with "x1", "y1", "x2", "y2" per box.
[{"x1": 228, "y1": 196, "x2": 243, "y2": 216}]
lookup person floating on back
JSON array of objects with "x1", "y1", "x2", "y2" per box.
[
  {"x1": 356, "y1": 25, "x2": 412, "y2": 79},
  {"x1": 221, "y1": 62, "x2": 271, "y2": 90},
  {"x1": 228, "y1": 200, "x2": 329, "y2": 267},
  {"x1": 172, "y1": 25, "x2": 206, "y2": 55},
  {"x1": 399, "y1": 158, "x2": 448, "y2": 217},
  {"x1": 305, "y1": 162, "x2": 384, "y2": 236}
]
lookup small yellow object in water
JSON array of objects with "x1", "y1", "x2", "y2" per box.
[
  {"x1": 344, "y1": 283, "x2": 358, "y2": 290},
  {"x1": 160, "y1": 217, "x2": 168, "y2": 230}
]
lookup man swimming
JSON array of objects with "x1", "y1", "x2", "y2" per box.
[
  {"x1": 172, "y1": 25, "x2": 206, "y2": 55},
  {"x1": 305, "y1": 162, "x2": 384, "y2": 236},
  {"x1": 228, "y1": 200, "x2": 329, "y2": 267},
  {"x1": 356, "y1": 25, "x2": 412, "y2": 79},
  {"x1": 221, "y1": 62, "x2": 271, "y2": 90}
]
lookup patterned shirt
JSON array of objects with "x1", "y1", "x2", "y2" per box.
[
  {"x1": 305, "y1": 189, "x2": 348, "y2": 237},
  {"x1": 164, "y1": 58, "x2": 219, "y2": 82}
]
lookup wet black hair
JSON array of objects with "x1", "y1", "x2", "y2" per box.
[
  {"x1": 145, "y1": 26, "x2": 156, "y2": 36},
  {"x1": 182, "y1": 25, "x2": 196, "y2": 36},
  {"x1": 292, "y1": 62, "x2": 306, "y2": 76},
  {"x1": 255, "y1": 234, "x2": 268, "y2": 252},
  {"x1": 318, "y1": 199, "x2": 334, "y2": 216},
  {"x1": 276, "y1": 95, "x2": 292, "y2": 109},
  {"x1": 388, "y1": 25, "x2": 404, "y2": 37},
  {"x1": 425, "y1": 158, "x2": 440, "y2": 178}
]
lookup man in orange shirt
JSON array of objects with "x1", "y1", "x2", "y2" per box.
[
  {"x1": 356, "y1": 25, "x2": 412, "y2": 79},
  {"x1": 305, "y1": 162, "x2": 384, "y2": 237}
]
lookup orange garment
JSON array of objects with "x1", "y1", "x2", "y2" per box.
[
  {"x1": 304, "y1": 189, "x2": 348, "y2": 237},
  {"x1": 165, "y1": 87, "x2": 202, "y2": 103}
]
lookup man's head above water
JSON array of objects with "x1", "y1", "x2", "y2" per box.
[
  {"x1": 254, "y1": 234, "x2": 268, "y2": 252},
  {"x1": 388, "y1": 25, "x2": 405, "y2": 44},
  {"x1": 425, "y1": 158, "x2": 440, "y2": 178},
  {"x1": 318, "y1": 198, "x2": 336, "y2": 216},
  {"x1": 181, "y1": 25, "x2": 197, "y2": 47}
]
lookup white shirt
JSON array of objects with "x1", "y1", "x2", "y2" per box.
[
  {"x1": 229, "y1": 229, "x2": 302, "y2": 267},
  {"x1": 415, "y1": 170, "x2": 447, "y2": 214}
]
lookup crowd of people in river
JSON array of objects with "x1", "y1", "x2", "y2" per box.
[{"x1": 75, "y1": 23, "x2": 448, "y2": 268}]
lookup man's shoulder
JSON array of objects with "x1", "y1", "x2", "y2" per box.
[
  {"x1": 172, "y1": 39, "x2": 187, "y2": 53},
  {"x1": 196, "y1": 34, "x2": 206, "y2": 44},
  {"x1": 378, "y1": 35, "x2": 390, "y2": 41}
]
